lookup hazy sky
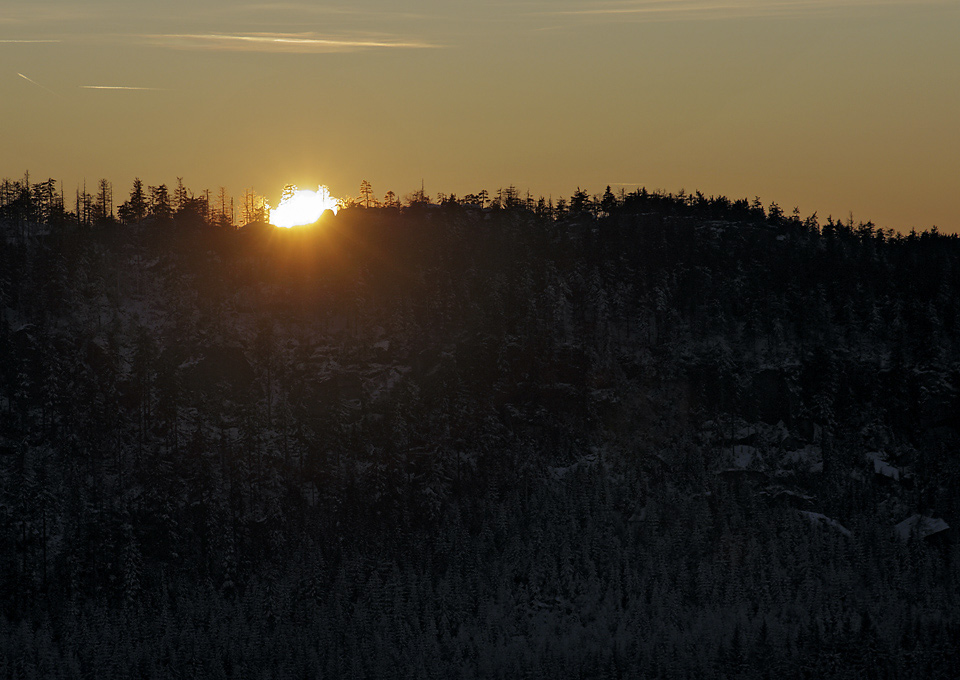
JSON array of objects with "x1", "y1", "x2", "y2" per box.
[{"x1": 2, "y1": 0, "x2": 958, "y2": 231}]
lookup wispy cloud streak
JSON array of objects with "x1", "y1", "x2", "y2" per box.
[
  {"x1": 541, "y1": 0, "x2": 950, "y2": 21},
  {"x1": 0, "y1": 39, "x2": 60, "y2": 43},
  {"x1": 143, "y1": 32, "x2": 438, "y2": 53},
  {"x1": 80, "y1": 85, "x2": 166, "y2": 91},
  {"x1": 233, "y1": 3, "x2": 439, "y2": 23}
]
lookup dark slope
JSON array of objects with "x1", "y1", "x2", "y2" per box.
[{"x1": 1, "y1": 191, "x2": 959, "y2": 677}]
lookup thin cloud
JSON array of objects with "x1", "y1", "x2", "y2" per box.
[
  {"x1": 233, "y1": 3, "x2": 440, "y2": 22},
  {"x1": 0, "y1": 39, "x2": 61, "y2": 43},
  {"x1": 0, "y1": 6, "x2": 100, "y2": 25},
  {"x1": 235, "y1": 4, "x2": 367, "y2": 16},
  {"x1": 143, "y1": 32, "x2": 439, "y2": 53},
  {"x1": 540, "y1": 0, "x2": 951, "y2": 21},
  {"x1": 80, "y1": 85, "x2": 166, "y2": 91}
]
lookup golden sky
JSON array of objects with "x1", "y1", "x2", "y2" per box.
[{"x1": 2, "y1": 0, "x2": 958, "y2": 232}]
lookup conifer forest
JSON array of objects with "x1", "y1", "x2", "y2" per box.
[{"x1": 1, "y1": 176, "x2": 959, "y2": 678}]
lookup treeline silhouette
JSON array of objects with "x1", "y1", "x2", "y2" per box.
[{"x1": 1, "y1": 173, "x2": 959, "y2": 678}]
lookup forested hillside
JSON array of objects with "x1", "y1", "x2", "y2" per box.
[{"x1": 1, "y1": 177, "x2": 959, "y2": 678}]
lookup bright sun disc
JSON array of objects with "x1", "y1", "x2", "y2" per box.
[{"x1": 269, "y1": 185, "x2": 340, "y2": 228}]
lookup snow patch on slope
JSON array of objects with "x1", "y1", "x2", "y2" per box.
[
  {"x1": 895, "y1": 515, "x2": 949, "y2": 541},
  {"x1": 865, "y1": 451, "x2": 900, "y2": 481},
  {"x1": 799, "y1": 511, "x2": 852, "y2": 538}
]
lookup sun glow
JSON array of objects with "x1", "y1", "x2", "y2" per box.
[{"x1": 269, "y1": 185, "x2": 340, "y2": 228}]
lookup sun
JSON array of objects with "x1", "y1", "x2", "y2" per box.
[{"x1": 269, "y1": 184, "x2": 340, "y2": 228}]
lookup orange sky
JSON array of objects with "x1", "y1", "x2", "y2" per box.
[{"x1": 2, "y1": 1, "x2": 958, "y2": 232}]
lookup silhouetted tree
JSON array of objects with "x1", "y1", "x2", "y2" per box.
[
  {"x1": 600, "y1": 185, "x2": 617, "y2": 216},
  {"x1": 359, "y1": 180, "x2": 374, "y2": 208},
  {"x1": 149, "y1": 184, "x2": 172, "y2": 221},
  {"x1": 118, "y1": 178, "x2": 147, "y2": 225}
]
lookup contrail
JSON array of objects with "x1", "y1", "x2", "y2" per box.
[{"x1": 17, "y1": 72, "x2": 58, "y2": 96}]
